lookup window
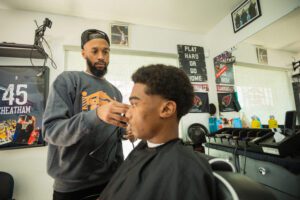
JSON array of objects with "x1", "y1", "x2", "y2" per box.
[{"x1": 234, "y1": 64, "x2": 295, "y2": 125}]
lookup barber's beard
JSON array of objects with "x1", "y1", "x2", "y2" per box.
[{"x1": 86, "y1": 58, "x2": 108, "y2": 78}]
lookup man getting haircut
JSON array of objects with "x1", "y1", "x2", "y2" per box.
[{"x1": 99, "y1": 64, "x2": 216, "y2": 200}]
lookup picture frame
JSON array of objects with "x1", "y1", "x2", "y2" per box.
[
  {"x1": 0, "y1": 66, "x2": 49, "y2": 150},
  {"x1": 231, "y1": 0, "x2": 262, "y2": 33},
  {"x1": 110, "y1": 23, "x2": 129, "y2": 47},
  {"x1": 256, "y1": 47, "x2": 268, "y2": 64}
]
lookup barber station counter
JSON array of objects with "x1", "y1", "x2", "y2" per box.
[{"x1": 204, "y1": 143, "x2": 300, "y2": 200}]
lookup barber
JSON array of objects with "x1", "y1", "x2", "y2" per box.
[{"x1": 43, "y1": 29, "x2": 129, "y2": 200}]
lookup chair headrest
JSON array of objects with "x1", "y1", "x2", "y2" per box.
[{"x1": 209, "y1": 158, "x2": 236, "y2": 172}]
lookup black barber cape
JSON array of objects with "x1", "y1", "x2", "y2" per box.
[{"x1": 100, "y1": 139, "x2": 216, "y2": 200}]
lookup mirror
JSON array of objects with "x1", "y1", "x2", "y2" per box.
[{"x1": 228, "y1": 7, "x2": 300, "y2": 126}]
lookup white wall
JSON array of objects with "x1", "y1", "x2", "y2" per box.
[
  {"x1": 204, "y1": 0, "x2": 300, "y2": 117},
  {"x1": 206, "y1": 0, "x2": 300, "y2": 58},
  {"x1": 0, "y1": 9, "x2": 206, "y2": 82},
  {"x1": 234, "y1": 42, "x2": 297, "y2": 69},
  {"x1": 0, "y1": 147, "x2": 53, "y2": 199}
]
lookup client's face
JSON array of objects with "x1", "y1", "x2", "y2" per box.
[{"x1": 126, "y1": 83, "x2": 165, "y2": 141}]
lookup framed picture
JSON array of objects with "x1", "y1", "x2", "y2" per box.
[
  {"x1": 0, "y1": 66, "x2": 49, "y2": 150},
  {"x1": 256, "y1": 47, "x2": 268, "y2": 64},
  {"x1": 110, "y1": 23, "x2": 129, "y2": 47},
  {"x1": 231, "y1": 0, "x2": 262, "y2": 33}
]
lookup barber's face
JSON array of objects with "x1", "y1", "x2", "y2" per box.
[
  {"x1": 126, "y1": 83, "x2": 165, "y2": 141},
  {"x1": 82, "y1": 38, "x2": 110, "y2": 77}
]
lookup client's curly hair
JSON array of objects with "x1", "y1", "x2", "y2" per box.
[{"x1": 131, "y1": 64, "x2": 194, "y2": 120}]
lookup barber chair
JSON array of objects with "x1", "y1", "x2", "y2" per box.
[
  {"x1": 0, "y1": 171, "x2": 15, "y2": 200},
  {"x1": 209, "y1": 158, "x2": 237, "y2": 172},
  {"x1": 206, "y1": 156, "x2": 277, "y2": 200},
  {"x1": 188, "y1": 123, "x2": 208, "y2": 153},
  {"x1": 80, "y1": 157, "x2": 277, "y2": 200},
  {"x1": 214, "y1": 171, "x2": 276, "y2": 200}
]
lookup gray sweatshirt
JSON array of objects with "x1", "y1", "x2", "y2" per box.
[{"x1": 42, "y1": 71, "x2": 124, "y2": 192}]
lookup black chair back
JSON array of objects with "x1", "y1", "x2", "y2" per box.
[
  {"x1": 214, "y1": 171, "x2": 277, "y2": 200},
  {"x1": 0, "y1": 171, "x2": 14, "y2": 200}
]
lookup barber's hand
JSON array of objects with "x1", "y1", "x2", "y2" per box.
[{"x1": 96, "y1": 100, "x2": 129, "y2": 128}]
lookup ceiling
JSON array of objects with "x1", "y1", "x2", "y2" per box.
[
  {"x1": 0, "y1": 0, "x2": 299, "y2": 54},
  {"x1": 244, "y1": 7, "x2": 300, "y2": 54},
  {"x1": 0, "y1": 0, "x2": 243, "y2": 34}
]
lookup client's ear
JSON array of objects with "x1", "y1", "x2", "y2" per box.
[
  {"x1": 160, "y1": 101, "x2": 176, "y2": 118},
  {"x1": 81, "y1": 49, "x2": 86, "y2": 58}
]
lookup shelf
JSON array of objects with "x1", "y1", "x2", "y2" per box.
[{"x1": 0, "y1": 43, "x2": 48, "y2": 59}]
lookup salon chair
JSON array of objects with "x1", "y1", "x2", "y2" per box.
[
  {"x1": 205, "y1": 155, "x2": 277, "y2": 200},
  {"x1": 80, "y1": 156, "x2": 276, "y2": 200},
  {"x1": 0, "y1": 171, "x2": 15, "y2": 200},
  {"x1": 80, "y1": 161, "x2": 276, "y2": 200},
  {"x1": 214, "y1": 171, "x2": 276, "y2": 200}
]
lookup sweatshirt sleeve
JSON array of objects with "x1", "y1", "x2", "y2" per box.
[{"x1": 42, "y1": 73, "x2": 103, "y2": 146}]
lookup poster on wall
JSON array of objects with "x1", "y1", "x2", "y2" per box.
[
  {"x1": 214, "y1": 51, "x2": 235, "y2": 85},
  {"x1": 190, "y1": 83, "x2": 209, "y2": 113},
  {"x1": 217, "y1": 85, "x2": 240, "y2": 112},
  {"x1": 177, "y1": 45, "x2": 207, "y2": 82},
  {"x1": 0, "y1": 66, "x2": 49, "y2": 149}
]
